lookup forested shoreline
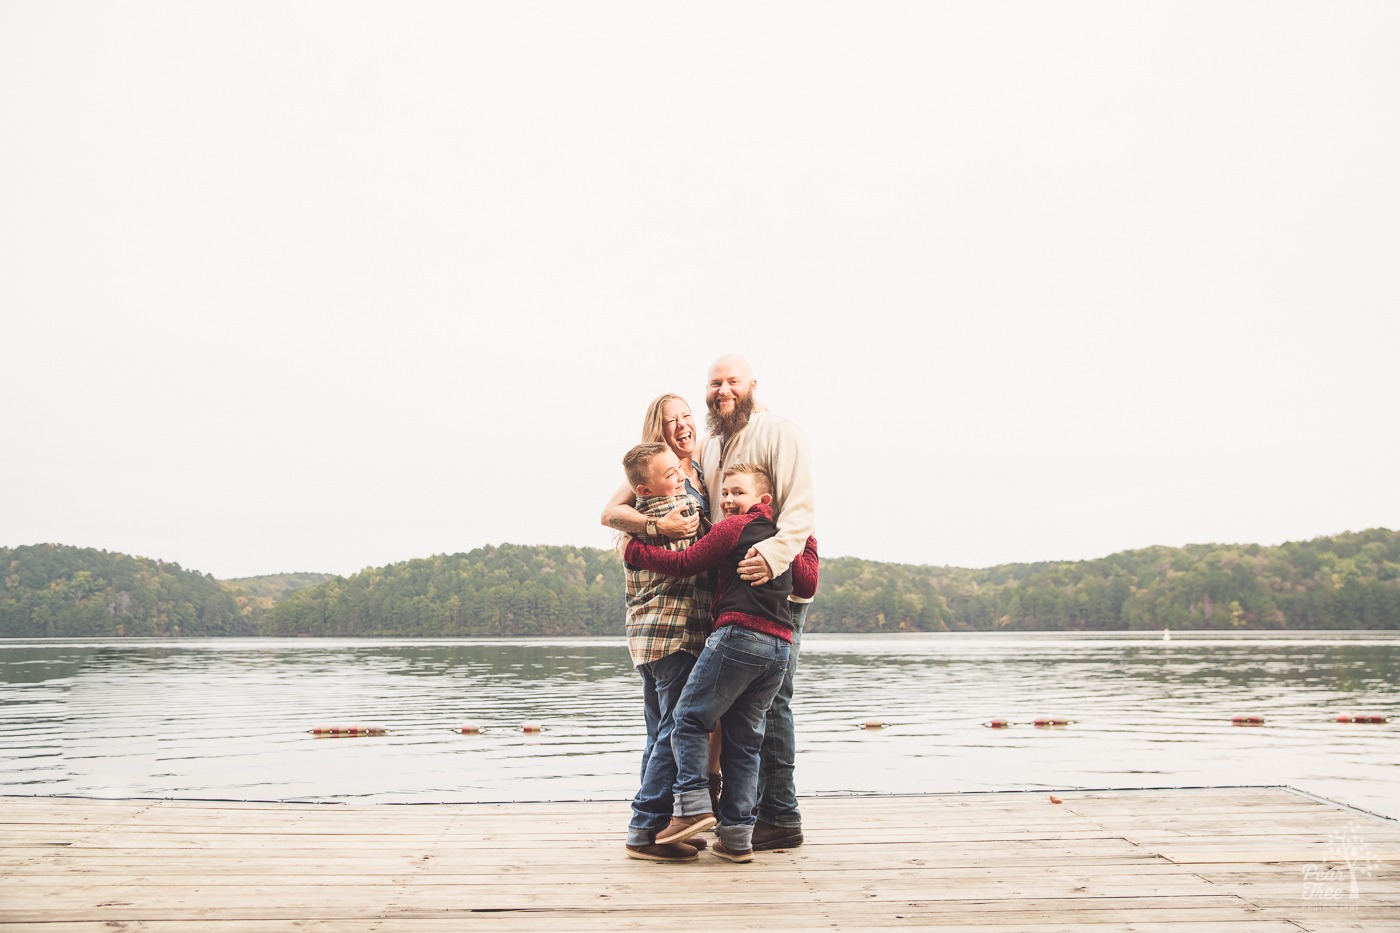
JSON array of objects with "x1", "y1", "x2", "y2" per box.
[{"x1": 3, "y1": 528, "x2": 1398, "y2": 638}]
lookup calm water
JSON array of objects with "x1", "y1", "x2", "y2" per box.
[{"x1": 1, "y1": 633, "x2": 1396, "y2": 820}]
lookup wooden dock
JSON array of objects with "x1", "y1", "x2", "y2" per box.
[{"x1": 2, "y1": 787, "x2": 1397, "y2": 931}]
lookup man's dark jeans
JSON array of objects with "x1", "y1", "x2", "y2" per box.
[{"x1": 756, "y1": 600, "x2": 809, "y2": 828}]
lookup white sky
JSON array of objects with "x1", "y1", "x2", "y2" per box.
[{"x1": 2, "y1": 2, "x2": 1397, "y2": 580}]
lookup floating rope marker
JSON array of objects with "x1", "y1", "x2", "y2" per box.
[
  {"x1": 1231, "y1": 715, "x2": 1266, "y2": 726},
  {"x1": 521, "y1": 722, "x2": 544, "y2": 733},
  {"x1": 861, "y1": 719, "x2": 889, "y2": 730},
  {"x1": 1336, "y1": 713, "x2": 1388, "y2": 724},
  {"x1": 456, "y1": 723, "x2": 483, "y2": 735},
  {"x1": 986, "y1": 718, "x2": 1074, "y2": 728},
  {"x1": 309, "y1": 725, "x2": 388, "y2": 737}
]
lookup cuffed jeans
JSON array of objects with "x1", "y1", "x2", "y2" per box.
[
  {"x1": 627, "y1": 650, "x2": 697, "y2": 846},
  {"x1": 671, "y1": 625, "x2": 790, "y2": 852},
  {"x1": 756, "y1": 600, "x2": 809, "y2": 828}
]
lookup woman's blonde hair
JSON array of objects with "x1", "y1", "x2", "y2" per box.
[{"x1": 641, "y1": 393, "x2": 688, "y2": 446}]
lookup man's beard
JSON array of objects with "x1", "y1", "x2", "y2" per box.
[{"x1": 707, "y1": 393, "x2": 756, "y2": 438}]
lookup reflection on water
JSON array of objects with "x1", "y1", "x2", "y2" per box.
[{"x1": 1, "y1": 633, "x2": 1396, "y2": 820}]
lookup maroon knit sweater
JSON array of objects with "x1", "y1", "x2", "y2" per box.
[{"x1": 625, "y1": 503, "x2": 819, "y2": 643}]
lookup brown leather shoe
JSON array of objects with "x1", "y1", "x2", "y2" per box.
[
  {"x1": 624, "y1": 841, "x2": 698, "y2": 862},
  {"x1": 712, "y1": 841, "x2": 754, "y2": 863},
  {"x1": 751, "y1": 819, "x2": 803, "y2": 850},
  {"x1": 655, "y1": 812, "x2": 717, "y2": 845}
]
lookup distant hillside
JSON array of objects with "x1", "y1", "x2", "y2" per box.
[
  {"x1": 265, "y1": 528, "x2": 1400, "y2": 636},
  {"x1": 3, "y1": 529, "x2": 1398, "y2": 637},
  {"x1": 262, "y1": 545, "x2": 620, "y2": 637},
  {"x1": 223, "y1": 573, "x2": 337, "y2": 599},
  {"x1": 816, "y1": 527, "x2": 1400, "y2": 632},
  {"x1": 0, "y1": 544, "x2": 250, "y2": 637},
  {"x1": 222, "y1": 572, "x2": 337, "y2": 626}
]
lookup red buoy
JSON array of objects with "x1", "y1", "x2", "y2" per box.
[
  {"x1": 1231, "y1": 715, "x2": 1265, "y2": 726},
  {"x1": 986, "y1": 719, "x2": 1010, "y2": 728},
  {"x1": 457, "y1": 722, "x2": 483, "y2": 735},
  {"x1": 1034, "y1": 718, "x2": 1071, "y2": 727},
  {"x1": 310, "y1": 725, "x2": 388, "y2": 737},
  {"x1": 521, "y1": 722, "x2": 544, "y2": 733},
  {"x1": 1337, "y1": 713, "x2": 1388, "y2": 724},
  {"x1": 861, "y1": 719, "x2": 889, "y2": 730}
]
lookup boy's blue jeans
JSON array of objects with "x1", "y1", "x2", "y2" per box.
[
  {"x1": 756, "y1": 600, "x2": 810, "y2": 829},
  {"x1": 671, "y1": 625, "x2": 790, "y2": 852},
  {"x1": 626, "y1": 649, "x2": 696, "y2": 846}
]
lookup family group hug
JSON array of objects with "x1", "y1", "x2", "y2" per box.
[{"x1": 601, "y1": 354, "x2": 818, "y2": 864}]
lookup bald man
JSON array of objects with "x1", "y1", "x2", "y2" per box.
[{"x1": 698, "y1": 354, "x2": 815, "y2": 850}]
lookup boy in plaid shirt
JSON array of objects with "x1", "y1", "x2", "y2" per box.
[{"x1": 620, "y1": 442, "x2": 711, "y2": 861}]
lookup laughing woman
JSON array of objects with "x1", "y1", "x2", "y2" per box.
[{"x1": 603, "y1": 393, "x2": 709, "y2": 537}]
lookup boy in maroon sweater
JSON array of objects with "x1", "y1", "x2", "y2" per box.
[{"x1": 624, "y1": 463, "x2": 818, "y2": 862}]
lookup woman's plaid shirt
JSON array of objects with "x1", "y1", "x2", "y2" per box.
[{"x1": 624, "y1": 493, "x2": 710, "y2": 667}]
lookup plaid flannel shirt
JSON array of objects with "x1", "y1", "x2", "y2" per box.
[{"x1": 624, "y1": 493, "x2": 710, "y2": 667}]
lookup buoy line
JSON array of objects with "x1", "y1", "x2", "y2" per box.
[
  {"x1": 455, "y1": 722, "x2": 549, "y2": 734},
  {"x1": 309, "y1": 721, "x2": 553, "y2": 737},
  {"x1": 980, "y1": 713, "x2": 1391, "y2": 728},
  {"x1": 309, "y1": 712, "x2": 1389, "y2": 738},
  {"x1": 983, "y1": 718, "x2": 1075, "y2": 728}
]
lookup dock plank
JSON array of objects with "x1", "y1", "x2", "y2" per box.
[{"x1": 2, "y1": 788, "x2": 1397, "y2": 931}]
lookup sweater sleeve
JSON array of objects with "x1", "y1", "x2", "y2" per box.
[
  {"x1": 625, "y1": 515, "x2": 744, "y2": 577},
  {"x1": 790, "y1": 536, "x2": 819, "y2": 599},
  {"x1": 749, "y1": 417, "x2": 816, "y2": 580}
]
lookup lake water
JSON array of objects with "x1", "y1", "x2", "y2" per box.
[{"x1": 1, "y1": 632, "x2": 1396, "y2": 820}]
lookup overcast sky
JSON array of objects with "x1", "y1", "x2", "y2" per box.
[{"x1": 2, "y1": 2, "x2": 1396, "y2": 580}]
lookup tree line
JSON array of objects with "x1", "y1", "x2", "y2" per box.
[
  {"x1": 3, "y1": 529, "x2": 1398, "y2": 638},
  {"x1": 814, "y1": 527, "x2": 1400, "y2": 632},
  {"x1": 0, "y1": 544, "x2": 251, "y2": 637}
]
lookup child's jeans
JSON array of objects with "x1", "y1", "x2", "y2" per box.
[
  {"x1": 626, "y1": 649, "x2": 698, "y2": 846},
  {"x1": 671, "y1": 624, "x2": 790, "y2": 852}
]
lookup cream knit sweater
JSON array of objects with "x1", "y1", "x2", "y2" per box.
[{"x1": 698, "y1": 412, "x2": 815, "y2": 597}]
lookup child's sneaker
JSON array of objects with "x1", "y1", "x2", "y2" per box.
[
  {"x1": 711, "y1": 841, "x2": 754, "y2": 863},
  {"x1": 655, "y1": 813, "x2": 717, "y2": 845}
]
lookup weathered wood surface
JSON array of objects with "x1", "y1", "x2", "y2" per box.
[{"x1": 1, "y1": 788, "x2": 1396, "y2": 931}]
